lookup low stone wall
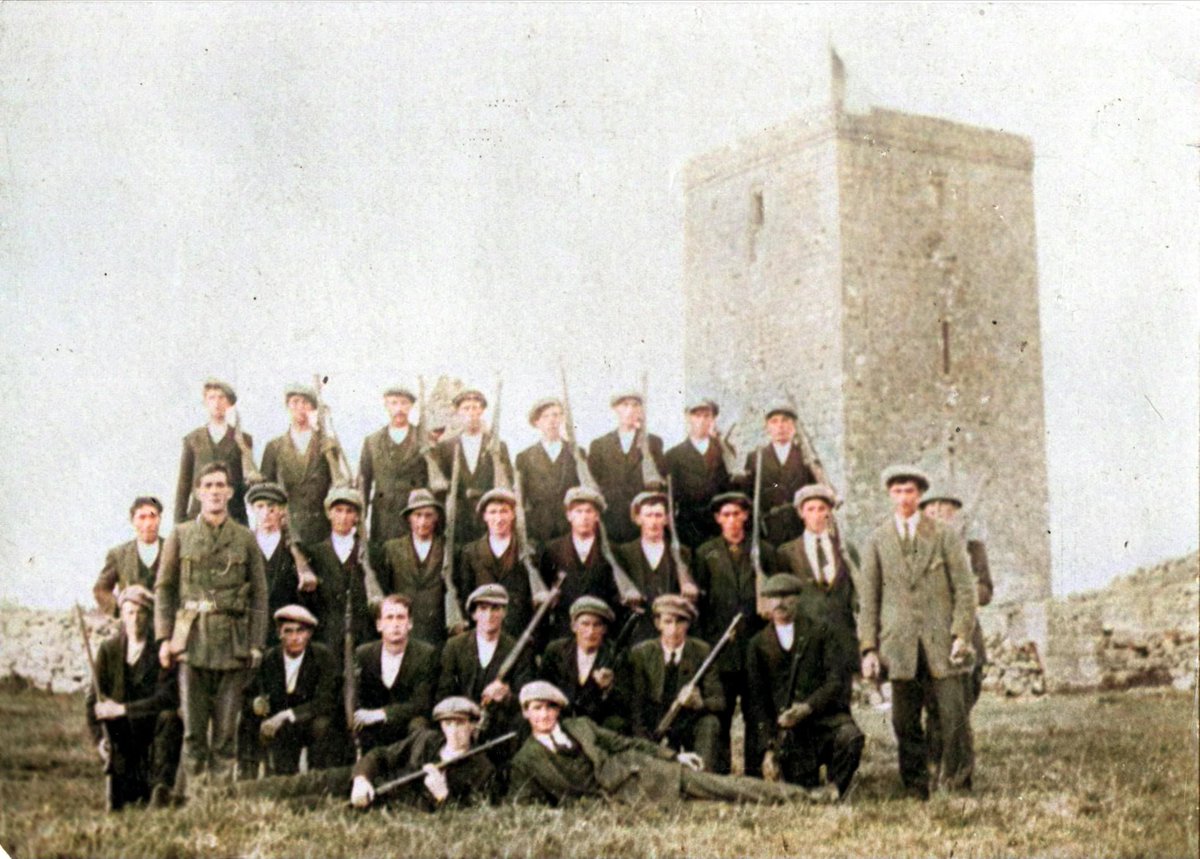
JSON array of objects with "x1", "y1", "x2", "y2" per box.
[{"x1": 0, "y1": 607, "x2": 116, "y2": 694}]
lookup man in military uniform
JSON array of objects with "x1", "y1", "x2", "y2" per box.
[
  {"x1": 247, "y1": 482, "x2": 317, "y2": 649},
  {"x1": 539, "y1": 596, "x2": 627, "y2": 732},
  {"x1": 616, "y1": 491, "x2": 694, "y2": 644},
  {"x1": 514, "y1": 398, "x2": 579, "y2": 544},
  {"x1": 93, "y1": 496, "x2": 165, "y2": 615},
  {"x1": 741, "y1": 403, "x2": 818, "y2": 545},
  {"x1": 664, "y1": 399, "x2": 730, "y2": 550},
  {"x1": 352, "y1": 594, "x2": 438, "y2": 753},
  {"x1": 433, "y1": 389, "x2": 512, "y2": 548},
  {"x1": 457, "y1": 488, "x2": 546, "y2": 638},
  {"x1": 359, "y1": 385, "x2": 428, "y2": 544},
  {"x1": 304, "y1": 487, "x2": 378, "y2": 651},
  {"x1": 748, "y1": 574, "x2": 862, "y2": 801},
  {"x1": 155, "y1": 461, "x2": 268, "y2": 791},
  {"x1": 174, "y1": 378, "x2": 254, "y2": 527},
  {"x1": 260, "y1": 384, "x2": 338, "y2": 544},
  {"x1": 625, "y1": 595, "x2": 724, "y2": 772},
  {"x1": 239, "y1": 605, "x2": 339, "y2": 778},
  {"x1": 693, "y1": 491, "x2": 775, "y2": 775},
  {"x1": 776, "y1": 484, "x2": 859, "y2": 689},
  {"x1": 87, "y1": 586, "x2": 182, "y2": 810},
  {"x1": 378, "y1": 489, "x2": 455, "y2": 648},
  {"x1": 858, "y1": 465, "x2": 978, "y2": 798},
  {"x1": 508, "y1": 681, "x2": 823, "y2": 806},
  {"x1": 587, "y1": 391, "x2": 667, "y2": 545}
]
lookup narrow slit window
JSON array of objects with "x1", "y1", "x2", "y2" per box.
[
  {"x1": 941, "y1": 320, "x2": 951, "y2": 374},
  {"x1": 751, "y1": 189, "x2": 764, "y2": 226}
]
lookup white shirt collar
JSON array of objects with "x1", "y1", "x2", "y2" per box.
[
  {"x1": 380, "y1": 647, "x2": 405, "y2": 688},
  {"x1": 661, "y1": 641, "x2": 684, "y2": 664},
  {"x1": 572, "y1": 534, "x2": 595, "y2": 562},
  {"x1": 136, "y1": 539, "x2": 160, "y2": 568},
  {"x1": 541, "y1": 439, "x2": 563, "y2": 461},
  {"x1": 290, "y1": 426, "x2": 313, "y2": 452},
  {"x1": 125, "y1": 638, "x2": 146, "y2": 666},
  {"x1": 388, "y1": 425, "x2": 410, "y2": 444},
  {"x1": 618, "y1": 428, "x2": 637, "y2": 453},
  {"x1": 207, "y1": 422, "x2": 228, "y2": 444},
  {"x1": 331, "y1": 530, "x2": 356, "y2": 563},
  {"x1": 489, "y1": 534, "x2": 512, "y2": 558},
  {"x1": 895, "y1": 511, "x2": 921, "y2": 539},
  {"x1": 772, "y1": 441, "x2": 792, "y2": 464},
  {"x1": 641, "y1": 539, "x2": 666, "y2": 569},
  {"x1": 476, "y1": 631, "x2": 499, "y2": 668},
  {"x1": 775, "y1": 622, "x2": 795, "y2": 652},
  {"x1": 535, "y1": 723, "x2": 574, "y2": 753},
  {"x1": 283, "y1": 649, "x2": 306, "y2": 694},
  {"x1": 803, "y1": 530, "x2": 834, "y2": 583},
  {"x1": 256, "y1": 530, "x2": 282, "y2": 559},
  {"x1": 576, "y1": 646, "x2": 599, "y2": 685},
  {"x1": 413, "y1": 535, "x2": 433, "y2": 562},
  {"x1": 690, "y1": 436, "x2": 710, "y2": 455},
  {"x1": 460, "y1": 433, "x2": 483, "y2": 472}
]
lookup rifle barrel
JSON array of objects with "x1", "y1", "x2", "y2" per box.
[
  {"x1": 654, "y1": 612, "x2": 742, "y2": 739},
  {"x1": 370, "y1": 731, "x2": 518, "y2": 798}
]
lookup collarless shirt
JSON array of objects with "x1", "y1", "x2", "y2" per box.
[
  {"x1": 476, "y1": 632, "x2": 499, "y2": 668},
  {"x1": 137, "y1": 539, "x2": 160, "y2": 569},
  {"x1": 125, "y1": 638, "x2": 146, "y2": 667},
  {"x1": 256, "y1": 530, "x2": 282, "y2": 560},
  {"x1": 618, "y1": 429, "x2": 637, "y2": 454},
  {"x1": 283, "y1": 650, "x2": 305, "y2": 694},
  {"x1": 388, "y1": 425, "x2": 410, "y2": 445},
  {"x1": 460, "y1": 433, "x2": 483, "y2": 473},
  {"x1": 413, "y1": 536, "x2": 433, "y2": 563},
  {"x1": 541, "y1": 439, "x2": 563, "y2": 461},
  {"x1": 803, "y1": 531, "x2": 835, "y2": 584},
  {"x1": 380, "y1": 647, "x2": 405, "y2": 688},
  {"x1": 772, "y1": 441, "x2": 792, "y2": 464},
  {"x1": 572, "y1": 535, "x2": 595, "y2": 563},
  {"x1": 489, "y1": 534, "x2": 512, "y2": 559},
  {"x1": 774, "y1": 622, "x2": 795, "y2": 652},
  {"x1": 207, "y1": 422, "x2": 229, "y2": 445},
  {"x1": 290, "y1": 427, "x2": 313, "y2": 454},
  {"x1": 690, "y1": 437, "x2": 710, "y2": 456},
  {"x1": 641, "y1": 539, "x2": 666, "y2": 569},
  {"x1": 332, "y1": 530, "x2": 356, "y2": 564}
]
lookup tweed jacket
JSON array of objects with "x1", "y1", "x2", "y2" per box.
[
  {"x1": 586, "y1": 429, "x2": 667, "y2": 545},
  {"x1": 359, "y1": 425, "x2": 428, "y2": 542},
  {"x1": 354, "y1": 638, "x2": 438, "y2": 732},
  {"x1": 776, "y1": 533, "x2": 860, "y2": 685},
  {"x1": 175, "y1": 425, "x2": 253, "y2": 525},
  {"x1": 378, "y1": 535, "x2": 449, "y2": 646},
  {"x1": 260, "y1": 429, "x2": 334, "y2": 545},
  {"x1": 93, "y1": 538, "x2": 162, "y2": 615}
]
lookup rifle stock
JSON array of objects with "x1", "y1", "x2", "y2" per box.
[
  {"x1": 654, "y1": 612, "x2": 742, "y2": 739},
  {"x1": 488, "y1": 376, "x2": 511, "y2": 490},
  {"x1": 417, "y1": 376, "x2": 451, "y2": 494},
  {"x1": 76, "y1": 604, "x2": 112, "y2": 764},
  {"x1": 513, "y1": 471, "x2": 550, "y2": 603},
  {"x1": 228, "y1": 407, "x2": 263, "y2": 485},
  {"x1": 313, "y1": 374, "x2": 354, "y2": 487},
  {"x1": 440, "y1": 443, "x2": 467, "y2": 632},
  {"x1": 665, "y1": 475, "x2": 700, "y2": 599},
  {"x1": 369, "y1": 731, "x2": 518, "y2": 800}
]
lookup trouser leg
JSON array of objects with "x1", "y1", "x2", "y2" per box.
[
  {"x1": 890, "y1": 674, "x2": 930, "y2": 794},
  {"x1": 152, "y1": 710, "x2": 184, "y2": 790},
  {"x1": 232, "y1": 764, "x2": 354, "y2": 801},
  {"x1": 931, "y1": 672, "x2": 971, "y2": 791},
  {"x1": 680, "y1": 768, "x2": 812, "y2": 804},
  {"x1": 307, "y1": 716, "x2": 337, "y2": 770},
  {"x1": 237, "y1": 707, "x2": 263, "y2": 780},
  {"x1": 210, "y1": 668, "x2": 251, "y2": 780},
  {"x1": 924, "y1": 682, "x2": 944, "y2": 766},
  {"x1": 689, "y1": 714, "x2": 723, "y2": 773},
  {"x1": 822, "y1": 717, "x2": 864, "y2": 796},
  {"x1": 179, "y1": 663, "x2": 217, "y2": 779},
  {"x1": 269, "y1": 721, "x2": 306, "y2": 776}
]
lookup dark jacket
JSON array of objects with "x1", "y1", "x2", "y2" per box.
[
  {"x1": 538, "y1": 535, "x2": 618, "y2": 640},
  {"x1": 354, "y1": 727, "x2": 497, "y2": 810},
  {"x1": 359, "y1": 425, "x2": 428, "y2": 543},
  {"x1": 625, "y1": 637, "x2": 725, "y2": 740},
  {"x1": 539, "y1": 637, "x2": 628, "y2": 732},
  {"x1": 305, "y1": 538, "x2": 377, "y2": 651},
  {"x1": 433, "y1": 434, "x2": 513, "y2": 548},
  {"x1": 354, "y1": 638, "x2": 438, "y2": 735},
  {"x1": 514, "y1": 441, "x2": 579, "y2": 544},
  {"x1": 247, "y1": 641, "x2": 338, "y2": 725},
  {"x1": 664, "y1": 439, "x2": 730, "y2": 549},
  {"x1": 692, "y1": 536, "x2": 775, "y2": 672},
  {"x1": 378, "y1": 535, "x2": 450, "y2": 647},
  {"x1": 741, "y1": 443, "x2": 817, "y2": 545},
  {"x1": 436, "y1": 630, "x2": 533, "y2": 705},
  {"x1": 586, "y1": 430, "x2": 667, "y2": 544},
  {"x1": 260, "y1": 430, "x2": 334, "y2": 545},
  {"x1": 457, "y1": 536, "x2": 543, "y2": 638},
  {"x1": 614, "y1": 539, "x2": 691, "y2": 644},
  {"x1": 175, "y1": 425, "x2": 252, "y2": 526}
]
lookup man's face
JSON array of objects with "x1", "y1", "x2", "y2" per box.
[
  {"x1": 535, "y1": 405, "x2": 563, "y2": 441},
  {"x1": 566, "y1": 503, "x2": 599, "y2": 538},
  {"x1": 889, "y1": 481, "x2": 923, "y2": 518},
  {"x1": 571, "y1": 613, "x2": 608, "y2": 652},
  {"x1": 473, "y1": 602, "x2": 506, "y2": 637},
  {"x1": 715, "y1": 504, "x2": 748, "y2": 542},
  {"x1": 799, "y1": 499, "x2": 831, "y2": 534},
  {"x1": 376, "y1": 601, "x2": 413, "y2": 647},
  {"x1": 327, "y1": 503, "x2": 359, "y2": 537},
  {"x1": 524, "y1": 700, "x2": 561, "y2": 734},
  {"x1": 923, "y1": 500, "x2": 961, "y2": 525},
  {"x1": 130, "y1": 504, "x2": 161, "y2": 543},
  {"x1": 457, "y1": 399, "x2": 485, "y2": 433},
  {"x1": 613, "y1": 399, "x2": 642, "y2": 430},
  {"x1": 252, "y1": 500, "x2": 284, "y2": 533},
  {"x1": 384, "y1": 395, "x2": 413, "y2": 426},
  {"x1": 196, "y1": 472, "x2": 233, "y2": 516},
  {"x1": 655, "y1": 612, "x2": 690, "y2": 649},
  {"x1": 687, "y1": 408, "x2": 715, "y2": 439},
  {"x1": 635, "y1": 503, "x2": 667, "y2": 541},
  {"x1": 287, "y1": 395, "x2": 314, "y2": 427},
  {"x1": 278, "y1": 621, "x2": 313, "y2": 658},
  {"x1": 483, "y1": 502, "x2": 515, "y2": 538},
  {"x1": 408, "y1": 508, "x2": 438, "y2": 540},
  {"x1": 766, "y1": 414, "x2": 796, "y2": 445},
  {"x1": 204, "y1": 388, "x2": 230, "y2": 422},
  {"x1": 767, "y1": 594, "x2": 800, "y2": 625},
  {"x1": 439, "y1": 716, "x2": 475, "y2": 753},
  {"x1": 120, "y1": 601, "x2": 150, "y2": 641}
]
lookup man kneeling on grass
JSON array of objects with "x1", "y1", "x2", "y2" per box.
[{"x1": 507, "y1": 681, "x2": 831, "y2": 806}]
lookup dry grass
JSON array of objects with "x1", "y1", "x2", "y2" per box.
[{"x1": 1, "y1": 683, "x2": 1195, "y2": 858}]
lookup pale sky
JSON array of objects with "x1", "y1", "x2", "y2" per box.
[{"x1": 1, "y1": 3, "x2": 1196, "y2": 609}]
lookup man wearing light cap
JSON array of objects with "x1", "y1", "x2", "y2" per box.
[
  {"x1": 87, "y1": 585, "x2": 182, "y2": 810},
  {"x1": 303, "y1": 486, "x2": 379, "y2": 651},
  {"x1": 857, "y1": 465, "x2": 977, "y2": 798},
  {"x1": 433, "y1": 388, "x2": 512, "y2": 548},
  {"x1": 174, "y1": 378, "x2": 254, "y2": 527},
  {"x1": 747, "y1": 574, "x2": 862, "y2": 801},
  {"x1": 247, "y1": 482, "x2": 317, "y2": 649},
  {"x1": 515, "y1": 397, "x2": 580, "y2": 544},
  {"x1": 587, "y1": 390, "x2": 668, "y2": 544},
  {"x1": 238, "y1": 604, "x2": 338, "y2": 778},
  {"x1": 665, "y1": 398, "x2": 731, "y2": 550},
  {"x1": 359, "y1": 385, "x2": 429, "y2": 544},
  {"x1": 378, "y1": 488, "x2": 455, "y2": 647},
  {"x1": 741, "y1": 403, "x2": 818, "y2": 545},
  {"x1": 458, "y1": 487, "x2": 547, "y2": 638},
  {"x1": 616, "y1": 491, "x2": 693, "y2": 644},
  {"x1": 509, "y1": 680, "x2": 823, "y2": 806},
  {"x1": 539, "y1": 596, "x2": 628, "y2": 732},
  {"x1": 261, "y1": 384, "x2": 338, "y2": 544},
  {"x1": 93, "y1": 496, "x2": 166, "y2": 616}
]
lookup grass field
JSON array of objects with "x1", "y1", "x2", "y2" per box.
[{"x1": 0, "y1": 684, "x2": 1195, "y2": 858}]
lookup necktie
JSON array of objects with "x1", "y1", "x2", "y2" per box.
[
  {"x1": 663, "y1": 651, "x2": 681, "y2": 707},
  {"x1": 901, "y1": 524, "x2": 913, "y2": 556},
  {"x1": 816, "y1": 538, "x2": 830, "y2": 585}
]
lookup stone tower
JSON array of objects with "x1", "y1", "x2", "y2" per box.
[{"x1": 682, "y1": 54, "x2": 1052, "y2": 644}]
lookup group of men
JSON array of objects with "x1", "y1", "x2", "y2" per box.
[{"x1": 86, "y1": 377, "x2": 992, "y2": 812}]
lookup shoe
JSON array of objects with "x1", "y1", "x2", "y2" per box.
[
  {"x1": 900, "y1": 784, "x2": 930, "y2": 801},
  {"x1": 149, "y1": 784, "x2": 172, "y2": 808}
]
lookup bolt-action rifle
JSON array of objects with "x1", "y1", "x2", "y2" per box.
[
  {"x1": 792, "y1": 412, "x2": 860, "y2": 582},
  {"x1": 665, "y1": 475, "x2": 701, "y2": 600},
  {"x1": 77, "y1": 604, "x2": 112, "y2": 772},
  {"x1": 654, "y1": 612, "x2": 743, "y2": 740},
  {"x1": 313, "y1": 373, "x2": 354, "y2": 488},
  {"x1": 487, "y1": 375, "x2": 511, "y2": 490},
  {"x1": 417, "y1": 376, "x2": 451, "y2": 494},
  {"x1": 228, "y1": 406, "x2": 264, "y2": 485},
  {"x1": 513, "y1": 470, "x2": 550, "y2": 605},
  {"x1": 751, "y1": 447, "x2": 768, "y2": 617},
  {"x1": 367, "y1": 731, "x2": 518, "y2": 802},
  {"x1": 440, "y1": 442, "x2": 468, "y2": 634}
]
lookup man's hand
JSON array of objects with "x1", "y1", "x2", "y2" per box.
[
  {"x1": 620, "y1": 592, "x2": 646, "y2": 610},
  {"x1": 249, "y1": 648, "x2": 263, "y2": 670},
  {"x1": 481, "y1": 680, "x2": 510, "y2": 705},
  {"x1": 675, "y1": 683, "x2": 703, "y2": 711},
  {"x1": 680, "y1": 581, "x2": 700, "y2": 602},
  {"x1": 676, "y1": 751, "x2": 704, "y2": 771},
  {"x1": 777, "y1": 702, "x2": 813, "y2": 729},
  {"x1": 762, "y1": 750, "x2": 781, "y2": 783},
  {"x1": 350, "y1": 775, "x2": 375, "y2": 809},
  {"x1": 353, "y1": 708, "x2": 387, "y2": 731},
  {"x1": 252, "y1": 695, "x2": 271, "y2": 718},
  {"x1": 422, "y1": 764, "x2": 450, "y2": 803},
  {"x1": 861, "y1": 651, "x2": 881, "y2": 681},
  {"x1": 592, "y1": 668, "x2": 614, "y2": 691},
  {"x1": 260, "y1": 710, "x2": 294, "y2": 740},
  {"x1": 93, "y1": 699, "x2": 126, "y2": 721},
  {"x1": 320, "y1": 434, "x2": 339, "y2": 457},
  {"x1": 158, "y1": 640, "x2": 175, "y2": 669},
  {"x1": 297, "y1": 568, "x2": 319, "y2": 593},
  {"x1": 949, "y1": 637, "x2": 975, "y2": 668},
  {"x1": 531, "y1": 589, "x2": 552, "y2": 607}
]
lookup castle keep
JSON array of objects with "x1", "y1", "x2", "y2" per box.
[{"x1": 682, "y1": 57, "x2": 1052, "y2": 645}]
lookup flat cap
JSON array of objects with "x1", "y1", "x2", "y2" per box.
[
  {"x1": 760, "y1": 574, "x2": 804, "y2": 597},
  {"x1": 383, "y1": 385, "x2": 416, "y2": 401},
  {"x1": 432, "y1": 696, "x2": 482, "y2": 722},
  {"x1": 246, "y1": 482, "x2": 288, "y2": 506},
  {"x1": 629, "y1": 490, "x2": 668, "y2": 521},
  {"x1": 452, "y1": 389, "x2": 488, "y2": 408},
  {"x1": 880, "y1": 464, "x2": 931, "y2": 492},
  {"x1": 519, "y1": 680, "x2": 569, "y2": 708},
  {"x1": 118, "y1": 585, "x2": 155, "y2": 610},
  {"x1": 609, "y1": 390, "x2": 643, "y2": 408},
  {"x1": 466, "y1": 583, "x2": 509, "y2": 611},
  {"x1": 764, "y1": 402, "x2": 797, "y2": 421},
  {"x1": 794, "y1": 484, "x2": 837, "y2": 508},
  {"x1": 920, "y1": 487, "x2": 963, "y2": 508},
  {"x1": 527, "y1": 397, "x2": 563, "y2": 426},
  {"x1": 476, "y1": 487, "x2": 517, "y2": 517},
  {"x1": 569, "y1": 596, "x2": 615, "y2": 623},
  {"x1": 684, "y1": 397, "x2": 720, "y2": 417},
  {"x1": 273, "y1": 604, "x2": 318, "y2": 627},
  {"x1": 284, "y1": 384, "x2": 319, "y2": 408},
  {"x1": 401, "y1": 488, "x2": 444, "y2": 518},
  {"x1": 324, "y1": 486, "x2": 364, "y2": 513},
  {"x1": 709, "y1": 491, "x2": 752, "y2": 513},
  {"x1": 564, "y1": 485, "x2": 606, "y2": 513},
  {"x1": 129, "y1": 495, "x2": 164, "y2": 516},
  {"x1": 652, "y1": 593, "x2": 697, "y2": 622},
  {"x1": 203, "y1": 377, "x2": 238, "y2": 405}
]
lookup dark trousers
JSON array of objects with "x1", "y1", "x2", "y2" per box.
[
  {"x1": 781, "y1": 712, "x2": 863, "y2": 794},
  {"x1": 233, "y1": 764, "x2": 354, "y2": 802},
  {"x1": 891, "y1": 645, "x2": 972, "y2": 794},
  {"x1": 716, "y1": 669, "x2": 760, "y2": 776},
  {"x1": 105, "y1": 711, "x2": 184, "y2": 811},
  {"x1": 178, "y1": 663, "x2": 251, "y2": 783},
  {"x1": 238, "y1": 713, "x2": 338, "y2": 777},
  {"x1": 679, "y1": 767, "x2": 811, "y2": 804},
  {"x1": 926, "y1": 624, "x2": 985, "y2": 778},
  {"x1": 662, "y1": 712, "x2": 722, "y2": 774}
]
